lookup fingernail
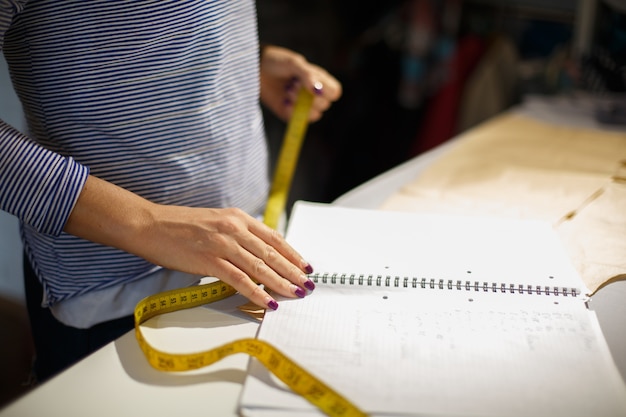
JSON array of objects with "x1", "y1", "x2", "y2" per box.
[
  {"x1": 267, "y1": 299, "x2": 279, "y2": 310},
  {"x1": 284, "y1": 82, "x2": 295, "y2": 92},
  {"x1": 283, "y1": 97, "x2": 292, "y2": 107},
  {"x1": 304, "y1": 279, "x2": 316, "y2": 291},
  {"x1": 294, "y1": 286, "x2": 306, "y2": 298},
  {"x1": 303, "y1": 263, "x2": 314, "y2": 274},
  {"x1": 313, "y1": 81, "x2": 323, "y2": 95}
]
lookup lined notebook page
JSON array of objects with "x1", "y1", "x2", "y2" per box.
[
  {"x1": 238, "y1": 202, "x2": 626, "y2": 416},
  {"x1": 242, "y1": 287, "x2": 626, "y2": 416}
]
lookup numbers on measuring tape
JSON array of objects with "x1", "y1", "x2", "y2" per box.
[
  {"x1": 134, "y1": 90, "x2": 367, "y2": 416},
  {"x1": 134, "y1": 281, "x2": 367, "y2": 417}
]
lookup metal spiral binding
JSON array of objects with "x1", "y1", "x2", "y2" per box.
[{"x1": 309, "y1": 272, "x2": 579, "y2": 297}]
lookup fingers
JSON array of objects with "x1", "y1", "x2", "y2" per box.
[
  {"x1": 259, "y1": 45, "x2": 341, "y2": 123},
  {"x1": 283, "y1": 74, "x2": 341, "y2": 122},
  {"x1": 210, "y1": 210, "x2": 316, "y2": 310},
  {"x1": 308, "y1": 66, "x2": 343, "y2": 104},
  {"x1": 300, "y1": 64, "x2": 342, "y2": 110},
  {"x1": 209, "y1": 257, "x2": 279, "y2": 309},
  {"x1": 239, "y1": 221, "x2": 315, "y2": 293},
  {"x1": 249, "y1": 220, "x2": 314, "y2": 279}
]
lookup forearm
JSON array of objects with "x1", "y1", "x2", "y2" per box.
[
  {"x1": 63, "y1": 175, "x2": 316, "y2": 309},
  {"x1": 63, "y1": 175, "x2": 156, "y2": 261},
  {"x1": 63, "y1": 175, "x2": 223, "y2": 276}
]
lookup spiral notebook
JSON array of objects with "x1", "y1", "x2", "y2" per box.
[{"x1": 239, "y1": 201, "x2": 626, "y2": 417}]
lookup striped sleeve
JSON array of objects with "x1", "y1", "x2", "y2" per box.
[
  {"x1": 1, "y1": 0, "x2": 89, "y2": 236},
  {"x1": 0, "y1": 0, "x2": 26, "y2": 48},
  {"x1": 0, "y1": 120, "x2": 89, "y2": 236}
]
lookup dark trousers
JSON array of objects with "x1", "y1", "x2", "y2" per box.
[{"x1": 23, "y1": 253, "x2": 134, "y2": 382}]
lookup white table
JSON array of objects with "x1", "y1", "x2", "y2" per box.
[{"x1": 2, "y1": 97, "x2": 625, "y2": 417}]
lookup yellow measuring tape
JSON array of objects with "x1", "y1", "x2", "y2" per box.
[
  {"x1": 263, "y1": 88, "x2": 314, "y2": 229},
  {"x1": 134, "y1": 88, "x2": 368, "y2": 417}
]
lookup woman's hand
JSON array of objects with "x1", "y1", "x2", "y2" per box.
[
  {"x1": 139, "y1": 204, "x2": 316, "y2": 310},
  {"x1": 260, "y1": 45, "x2": 342, "y2": 122},
  {"x1": 64, "y1": 175, "x2": 315, "y2": 310}
]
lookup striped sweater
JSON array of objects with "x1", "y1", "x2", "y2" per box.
[{"x1": 0, "y1": 0, "x2": 269, "y2": 308}]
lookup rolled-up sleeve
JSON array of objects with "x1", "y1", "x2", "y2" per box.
[{"x1": 0, "y1": 121, "x2": 89, "y2": 235}]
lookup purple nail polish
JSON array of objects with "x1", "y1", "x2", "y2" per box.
[
  {"x1": 283, "y1": 97, "x2": 292, "y2": 107},
  {"x1": 267, "y1": 299, "x2": 279, "y2": 310},
  {"x1": 304, "y1": 263, "x2": 314, "y2": 274},
  {"x1": 295, "y1": 287, "x2": 306, "y2": 298},
  {"x1": 304, "y1": 279, "x2": 316, "y2": 291}
]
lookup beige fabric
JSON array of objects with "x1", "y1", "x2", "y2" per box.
[{"x1": 381, "y1": 112, "x2": 626, "y2": 294}]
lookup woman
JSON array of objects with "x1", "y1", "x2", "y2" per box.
[{"x1": 0, "y1": 0, "x2": 341, "y2": 381}]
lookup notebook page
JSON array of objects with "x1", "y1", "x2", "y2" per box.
[
  {"x1": 239, "y1": 202, "x2": 626, "y2": 416},
  {"x1": 240, "y1": 286, "x2": 626, "y2": 416},
  {"x1": 283, "y1": 202, "x2": 588, "y2": 294}
]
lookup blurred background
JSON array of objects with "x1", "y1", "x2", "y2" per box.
[
  {"x1": 258, "y1": 0, "x2": 625, "y2": 206},
  {"x1": 1, "y1": 0, "x2": 625, "y2": 408}
]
